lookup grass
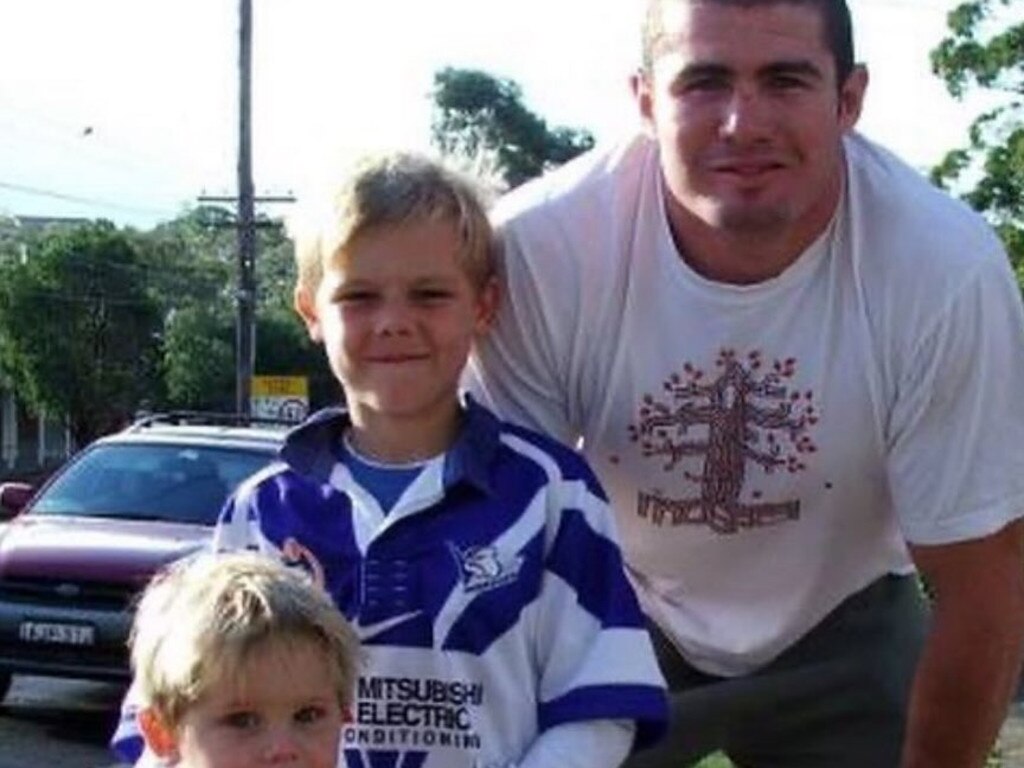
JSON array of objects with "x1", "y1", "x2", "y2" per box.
[
  {"x1": 692, "y1": 746, "x2": 1004, "y2": 768},
  {"x1": 695, "y1": 755, "x2": 734, "y2": 768}
]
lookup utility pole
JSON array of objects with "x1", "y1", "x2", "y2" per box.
[
  {"x1": 199, "y1": 1, "x2": 294, "y2": 417},
  {"x1": 236, "y1": 0, "x2": 255, "y2": 417}
]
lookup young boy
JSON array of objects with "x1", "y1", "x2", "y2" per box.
[
  {"x1": 129, "y1": 552, "x2": 360, "y2": 768},
  {"x1": 115, "y1": 153, "x2": 667, "y2": 767}
]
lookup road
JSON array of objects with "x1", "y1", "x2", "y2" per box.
[{"x1": 0, "y1": 675, "x2": 127, "y2": 768}]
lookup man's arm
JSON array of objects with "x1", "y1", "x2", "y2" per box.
[{"x1": 903, "y1": 518, "x2": 1024, "y2": 768}]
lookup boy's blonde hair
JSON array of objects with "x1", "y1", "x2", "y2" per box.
[
  {"x1": 130, "y1": 553, "x2": 360, "y2": 728},
  {"x1": 291, "y1": 152, "x2": 495, "y2": 293}
]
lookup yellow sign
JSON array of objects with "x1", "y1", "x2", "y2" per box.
[
  {"x1": 251, "y1": 376, "x2": 309, "y2": 422},
  {"x1": 251, "y1": 376, "x2": 308, "y2": 398}
]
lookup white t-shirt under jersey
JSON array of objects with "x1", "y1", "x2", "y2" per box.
[{"x1": 469, "y1": 132, "x2": 1024, "y2": 676}]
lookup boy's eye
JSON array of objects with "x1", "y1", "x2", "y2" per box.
[
  {"x1": 221, "y1": 711, "x2": 260, "y2": 730},
  {"x1": 412, "y1": 287, "x2": 453, "y2": 302},
  {"x1": 336, "y1": 290, "x2": 377, "y2": 304},
  {"x1": 295, "y1": 705, "x2": 327, "y2": 725}
]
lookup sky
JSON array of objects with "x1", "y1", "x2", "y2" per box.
[{"x1": 0, "y1": 0, "x2": 1010, "y2": 229}]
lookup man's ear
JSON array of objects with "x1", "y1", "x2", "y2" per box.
[
  {"x1": 138, "y1": 708, "x2": 180, "y2": 762},
  {"x1": 630, "y1": 69, "x2": 657, "y2": 138},
  {"x1": 838, "y1": 64, "x2": 869, "y2": 131},
  {"x1": 294, "y1": 285, "x2": 323, "y2": 343}
]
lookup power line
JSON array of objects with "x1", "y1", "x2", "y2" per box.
[
  {"x1": 3, "y1": 287, "x2": 160, "y2": 308},
  {"x1": 0, "y1": 180, "x2": 180, "y2": 218},
  {"x1": 0, "y1": 99, "x2": 203, "y2": 185}
]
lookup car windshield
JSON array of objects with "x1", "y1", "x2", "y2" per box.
[{"x1": 29, "y1": 443, "x2": 275, "y2": 525}]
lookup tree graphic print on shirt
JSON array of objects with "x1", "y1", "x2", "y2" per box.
[{"x1": 627, "y1": 349, "x2": 818, "y2": 535}]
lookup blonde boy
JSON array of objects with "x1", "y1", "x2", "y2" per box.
[
  {"x1": 131, "y1": 553, "x2": 359, "y2": 768},
  {"x1": 115, "y1": 153, "x2": 667, "y2": 767}
]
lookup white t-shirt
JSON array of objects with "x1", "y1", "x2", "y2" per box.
[{"x1": 469, "y1": 132, "x2": 1024, "y2": 676}]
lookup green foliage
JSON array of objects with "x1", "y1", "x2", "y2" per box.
[
  {"x1": 431, "y1": 67, "x2": 595, "y2": 189},
  {"x1": 0, "y1": 203, "x2": 338, "y2": 430},
  {"x1": 139, "y1": 205, "x2": 236, "y2": 314},
  {"x1": 254, "y1": 306, "x2": 338, "y2": 410},
  {"x1": 162, "y1": 304, "x2": 235, "y2": 411},
  {"x1": 0, "y1": 221, "x2": 163, "y2": 445},
  {"x1": 148, "y1": 208, "x2": 331, "y2": 411},
  {"x1": 0, "y1": 217, "x2": 28, "y2": 265},
  {"x1": 930, "y1": 0, "x2": 1023, "y2": 275},
  {"x1": 695, "y1": 754, "x2": 734, "y2": 768}
]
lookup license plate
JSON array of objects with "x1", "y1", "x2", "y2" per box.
[{"x1": 18, "y1": 621, "x2": 96, "y2": 646}]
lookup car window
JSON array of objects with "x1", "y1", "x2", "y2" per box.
[{"x1": 30, "y1": 443, "x2": 276, "y2": 524}]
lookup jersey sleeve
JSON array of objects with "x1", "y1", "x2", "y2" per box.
[
  {"x1": 532, "y1": 466, "x2": 668, "y2": 750},
  {"x1": 517, "y1": 719, "x2": 635, "y2": 768},
  {"x1": 211, "y1": 475, "x2": 276, "y2": 554},
  {"x1": 888, "y1": 254, "x2": 1024, "y2": 545}
]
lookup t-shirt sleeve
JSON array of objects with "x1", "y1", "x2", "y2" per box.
[
  {"x1": 888, "y1": 255, "x2": 1024, "y2": 545},
  {"x1": 467, "y1": 216, "x2": 582, "y2": 447},
  {"x1": 532, "y1": 466, "x2": 668, "y2": 750}
]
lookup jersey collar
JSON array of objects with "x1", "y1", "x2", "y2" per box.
[{"x1": 279, "y1": 393, "x2": 500, "y2": 497}]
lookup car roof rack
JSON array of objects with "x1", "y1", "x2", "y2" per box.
[{"x1": 127, "y1": 411, "x2": 299, "y2": 431}]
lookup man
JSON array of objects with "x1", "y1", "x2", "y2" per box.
[{"x1": 468, "y1": 1, "x2": 1024, "y2": 766}]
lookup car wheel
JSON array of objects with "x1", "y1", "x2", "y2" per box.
[{"x1": 0, "y1": 671, "x2": 10, "y2": 702}]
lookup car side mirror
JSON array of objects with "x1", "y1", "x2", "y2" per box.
[{"x1": 0, "y1": 482, "x2": 34, "y2": 520}]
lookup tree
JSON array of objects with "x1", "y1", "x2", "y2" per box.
[
  {"x1": 161, "y1": 303, "x2": 236, "y2": 410},
  {"x1": 931, "y1": 0, "x2": 1023, "y2": 274},
  {"x1": 139, "y1": 206, "x2": 236, "y2": 313},
  {"x1": 145, "y1": 207, "x2": 333, "y2": 411},
  {"x1": 0, "y1": 222, "x2": 163, "y2": 445},
  {"x1": 431, "y1": 67, "x2": 595, "y2": 189},
  {"x1": 0, "y1": 217, "x2": 27, "y2": 265}
]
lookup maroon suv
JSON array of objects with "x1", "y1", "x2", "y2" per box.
[{"x1": 0, "y1": 415, "x2": 284, "y2": 700}]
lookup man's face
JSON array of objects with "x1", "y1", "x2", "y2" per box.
[{"x1": 635, "y1": 0, "x2": 866, "y2": 248}]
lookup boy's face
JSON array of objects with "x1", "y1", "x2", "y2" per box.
[
  {"x1": 295, "y1": 217, "x2": 497, "y2": 453},
  {"x1": 141, "y1": 640, "x2": 345, "y2": 768}
]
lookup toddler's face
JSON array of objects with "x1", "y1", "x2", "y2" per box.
[{"x1": 172, "y1": 640, "x2": 344, "y2": 768}]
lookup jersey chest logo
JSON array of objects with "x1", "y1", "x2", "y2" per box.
[
  {"x1": 626, "y1": 348, "x2": 820, "y2": 535},
  {"x1": 448, "y1": 542, "x2": 524, "y2": 595}
]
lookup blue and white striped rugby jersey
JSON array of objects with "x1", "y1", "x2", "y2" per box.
[{"x1": 114, "y1": 398, "x2": 667, "y2": 768}]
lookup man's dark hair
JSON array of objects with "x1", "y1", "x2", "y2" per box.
[{"x1": 641, "y1": 0, "x2": 855, "y2": 87}]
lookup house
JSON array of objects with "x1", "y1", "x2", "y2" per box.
[{"x1": 0, "y1": 385, "x2": 70, "y2": 480}]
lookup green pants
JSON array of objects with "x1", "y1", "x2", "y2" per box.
[{"x1": 626, "y1": 575, "x2": 928, "y2": 768}]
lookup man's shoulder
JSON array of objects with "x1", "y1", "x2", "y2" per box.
[
  {"x1": 493, "y1": 132, "x2": 656, "y2": 229},
  {"x1": 845, "y1": 133, "x2": 1003, "y2": 263},
  {"x1": 841, "y1": 134, "x2": 1015, "y2": 348},
  {"x1": 842, "y1": 132, "x2": 1011, "y2": 320}
]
